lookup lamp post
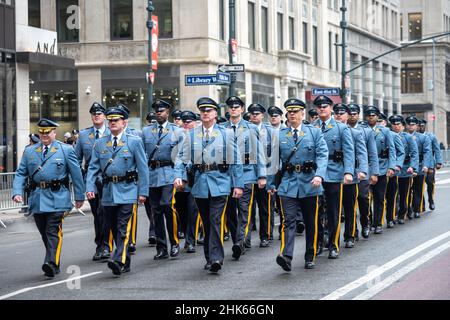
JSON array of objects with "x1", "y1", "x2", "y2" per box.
[
  {"x1": 339, "y1": 0, "x2": 348, "y2": 103},
  {"x1": 146, "y1": 0, "x2": 154, "y2": 113},
  {"x1": 228, "y1": 0, "x2": 236, "y2": 97}
]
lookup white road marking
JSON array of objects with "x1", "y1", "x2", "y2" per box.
[
  {"x1": 320, "y1": 231, "x2": 450, "y2": 300},
  {"x1": 435, "y1": 170, "x2": 450, "y2": 175},
  {"x1": 435, "y1": 178, "x2": 450, "y2": 185},
  {"x1": 353, "y1": 240, "x2": 450, "y2": 300},
  {"x1": 0, "y1": 271, "x2": 103, "y2": 300}
]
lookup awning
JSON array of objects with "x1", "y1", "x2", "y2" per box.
[{"x1": 16, "y1": 52, "x2": 75, "y2": 71}]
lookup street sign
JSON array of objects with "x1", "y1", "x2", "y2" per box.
[
  {"x1": 185, "y1": 73, "x2": 231, "y2": 86},
  {"x1": 311, "y1": 87, "x2": 341, "y2": 96},
  {"x1": 218, "y1": 64, "x2": 245, "y2": 73}
]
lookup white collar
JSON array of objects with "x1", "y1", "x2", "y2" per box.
[
  {"x1": 320, "y1": 117, "x2": 332, "y2": 126},
  {"x1": 291, "y1": 124, "x2": 302, "y2": 132},
  {"x1": 157, "y1": 121, "x2": 169, "y2": 129},
  {"x1": 94, "y1": 124, "x2": 106, "y2": 135},
  {"x1": 111, "y1": 131, "x2": 124, "y2": 142}
]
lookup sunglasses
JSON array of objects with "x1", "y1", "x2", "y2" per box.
[
  {"x1": 316, "y1": 105, "x2": 330, "y2": 109},
  {"x1": 182, "y1": 120, "x2": 194, "y2": 124},
  {"x1": 228, "y1": 105, "x2": 242, "y2": 109}
]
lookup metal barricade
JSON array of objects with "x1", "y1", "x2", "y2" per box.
[
  {"x1": 0, "y1": 173, "x2": 27, "y2": 211},
  {"x1": 441, "y1": 150, "x2": 450, "y2": 166}
]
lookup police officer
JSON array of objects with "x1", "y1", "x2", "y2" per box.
[
  {"x1": 146, "y1": 111, "x2": 157, "y2": 125},
  {"x1": 142, "y1": 99, "x2": 184, "y2": 260},
  {"x1": 389, "y1": 115, "x2": 419, "y2": 224},
  {"x1": 364, "y1": 106, "x2": 396, "y2": 234},
  {"x1": 405, "y1": 116, "x2": 432, "y2": 218},
  {"x1": 333, "y1": 104, "x2": 368, "y2": 248},
  {"x1": 13, "y1": 119, "x2": 85, "y2": 277},
  {"x1": 75, "y1": 102, "x2": 111, "y2": 261},
  {"x1": 144, "y1": 111, "x2": 157, "y2": 246},
  {"x1": 268, "y1": 98, "x2": 328, "y2": 270},
  {"x1": 268, "y1": 106, "x2": 286, "y2": 129},
  {"x1": 172, "y1": 109, "x2": 183, "y2": 127},
  {"x1": 86, "y1": 107, "x2": 149, "y2": 276},
  {"x1": 419, "y1": 119, "x2": 443, "y2": 210},
  {"x1": 347, "y1": 104, "x2": 379, "y2": 239},
  {"x1": 308, "y1": 109, "x2": 319, "y2": 123},
  {"x1": 385, "y1": 116, "x2": 406, "y2": 228},
  {"x1": 222, "y1": 96, "x2": 266, "y2": 260},
  {"x1": 248, "y1": 103, "x2": 274, "y2": 247},
  {"x1": 174, "y1": 97, "x2": 244, "y2": 273},
  {"x1": 313, "y1": 95, "x2": 355, "y2": 259}
]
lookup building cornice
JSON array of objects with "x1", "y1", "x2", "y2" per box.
[{"x1": 348, "y1": 23, "x2": 399, "y2": 48}]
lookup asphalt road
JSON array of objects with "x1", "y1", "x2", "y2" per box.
[{"x1": 1, "y1": 171, "x2": 450, "y2": 300}]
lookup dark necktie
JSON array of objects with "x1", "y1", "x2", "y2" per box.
[
  {"x1": 158, "y1": 125, "x2": 163, "y2": 138},
  {"x1": 113, "y1": 137, "x2": 118, "y2": 150},
  {"x1": 232, "y1": 125, "x2": 237, "y2": 141},
  {"x1": 205, "y1": 130, "x2": 210, "y2": 144},
  {"x1": 293, "y1": 129, "x2": 299, "y2": 143},
  {"x1": 95, "y1": 130, "x2": 100, "y2": 140},
  {"x1": 43, "y1": 146, "x2": 48, "y2": 158},
  {"x1": 321, "y1": 122, "x2": 326, "y2": 133}
]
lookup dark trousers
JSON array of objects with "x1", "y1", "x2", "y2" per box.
[
  {"x1": 250, "y1": 186, "x2": 274, "y2": 241},
  {"x1": 370, "y1": 175, "x2": 388, "y2": 228},
  {"x1": 88, "y1": 179, "x2": 109, "y2": 252},
  {"x1": 195, "y1": 196, "x2": 228, "y2": 263},
  {"x1": 104, "y1": 204, "x2": 134, "y2": 266},
  {"x1": 149, "y1": 185, "x2": 179, "y2": 251},
  {"x1": 398, "y1": 177, "x2": 413, "y2": 219},
  {"x1": 343, "y1": 184, "x2": 358, "y2": 241},
  {"x1": 318, "y1": 182, "x2": 343, "y2": 251},
  {"x1": 226, "y1": 184, "x2": 254, "y2": 245},
  {"x1": 130, "y1": 204, "x2": 138, "y2": 246},
  {"x1": 412, "y1": 174, "x2": 426, "y2": 213},
  {"x1": 386, "y1": 176, "x2": 399, "y2": 223},
  {"x1": 357, "y1": 180, "x2": 371, "y2": 230},
  {"x1": 175, "y1": 191, "x2": 198, "y2": 246},
  {"x1": 279, "y1": 196, "x2": 319, "y2": 262},
  {"x1": 425, "y1": 170, "x2": 436, "y2": 205},
  {"x1": 144, "y1": 197, "x2": 156, "y2": 239},
  {"x1": 34, "y1": 212, "x2": 64, "y2": 268}
]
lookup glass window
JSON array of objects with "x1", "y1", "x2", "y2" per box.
[
  {"x1": 110, "y1": 0, "x2": 133, "y2": 40},
  {"x1": 219, "y1": 0, "x2": 225, "y2": 40},
  {"x1": 153, "y1": 0, "x2": 172, "y2": 38},
  {"x1": 261, "y1": 7, "x2": 268, "y2": 52},
  {"x1": 28, "y1": 0, "x2": 41, "y2": 28},
  {"x1": 401, "y1": 62, "x2": 423, "y2": 93},
  {"x1": 446, "y1": 62, "x2": 450, "y2": 95},
  {"x1": 303, "y1": 22, "x2": 308, "y2": 53},
  {"x1": 408, "y1": 13, "x2": 422, "y2": 41},
  {"x1": 57, "y1": 0, "x2": 79, "y2": 43},
  {"x1": 328, "y1": 32, "x2": 333, "y2": 69},
  {"x1": 400, "y1": 13, "x2": 403, "y2": 42},
  {"x1": 277, "y1": 13, "x2": 283, "y2": 50},
  {"x1": 289, "y1": 17, "x2": 295, "y2": 50},
  {"x1": 302, "y1": 1, "x2": 308, "y2": 19},
  {"x1": 335, "y1": 34, "x2": 339, "y2": 71},
  {"x1": 248, "y1": 1, "x2": 255, "y2": 49},
  {"x1": 312, "y1": 26, "x2": 318, "y2": 65}
]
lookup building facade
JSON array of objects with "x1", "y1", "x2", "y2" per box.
[{"x1": 400, "y1": 0, "x2": 450, "y2": 146}]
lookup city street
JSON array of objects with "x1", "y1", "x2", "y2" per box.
[{"x1": 1, "y1": 171, "x2": 450, "y2": 300}]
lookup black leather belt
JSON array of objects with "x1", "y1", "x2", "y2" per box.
[
  {"x1": 193, "y1": 164, "x2": 229, "y2": 173},
  {"x1": 29, "y1": 177, "x2": 70, "y2": 191},
  {"x1": 284, "y1": 162, "x2": 317, "y2": 174},
  {"x1": 103, "y1": 171, "x2": 138, "y2": 184},
  {"x1": 149, "y1": 160, "x2": 174, "y2": 169}
]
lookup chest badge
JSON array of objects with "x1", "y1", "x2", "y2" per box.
[{"x1": 88, "y1": 133, "x2": 94, "y2": 139}]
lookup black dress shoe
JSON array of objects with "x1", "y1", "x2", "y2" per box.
[
  {"x1": 186, "y1": 243, "x2": 196, "y2": 253},
  {"x1": 170, "y1": 245, "x2": 180, "y2": 257},
  {"x1": 107, "y1": 260, "x2": 122, "y2": 276},
  {"x1": 128, "y1": 244, "x2": 136, "y2": 254},
  {"x1": 370, "y1": 226, "x2": 376, "y2": 232},
  {"x1": 429, "y1": 202, "x2": 435, "y2": 210},
  {"x1": 276, "y1": 255, "x2": 292, "y2": 272},
  {"x1": 204, "y1": 263, "x2": 211, "y2": 270},
  {"x1": 148, "y1": 236, "x2": 157, "y2": 247},
  {"x1": 407, "y1": 211, "x2": 414, "y2": 219},
  {"x1": 259, "y1": 239, "x2": 270, "y2": 248},
  {"x1": 305, "y1": 261, "x2": 315, "y2": 269},
  {"x1": 414, "y1": 212, "x2": 421, "y2": 219},
  {"x1": 340, "y1": 214, "x2": 345, "y2": 223},
  {"x1": 398, "y1": 219, "x2": 405, "y2": 225},
  {"x1": 387, "y1": 221, "x2": 395, "y2": 228},
  {"x1": 92, "y1": 250, "x2": 102, "y2": 261},
  {"x1": 328, "y1": 250, "x2": 339, "y2": 259},
  {"x1": 345, "y1": 240, "x2": 355, "y2": 248},
  {"x1": 100, "y1": 249, "x2": 111, "y2": 261},
  {"x1": 296, "y1": 222, "x2": 305, "y2": 235},
  {"x1": 42, "y1": 262, "x2": 57, "y2": 278},
  {"x1": 316, "y1": 245, "x2": 323, "y2": 255},
  {"x1": 374, "y1": 226, "x2": 383, "y2": 234},
  {"x1": 154, "y1": 250, "x2": 169, "y2": 260},
  {"x1": 244, "y1": 239, "x2": 252, "y2": 248},
  {"x1": 121, "y1": 265, "x2": 131, "y2": 273},
  {"x1": 209, "y1": 261, "x2": 222, "y2": 273},
  {"x1": 223, "y1": 232, "x2": 230, "y2": 241},
  {"x1": 362, "y1": 227, "x2": 370, "y2": 238},
  {"x1": 232, "y1": 244, "x2": 242, "y2": 260},
  {"x1": 178, "y1": 232, "x2": 185, "y2": 239},
  {"x1": 197, "y1": 236, "x2": 204, "y2": 245}
]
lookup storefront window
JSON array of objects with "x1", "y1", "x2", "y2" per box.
[
  {"x1": 153, "y1": 0, "x2": 173, "y2": 38},
  {"x1": 252, "y1": 73, "x2": 274, "y2": 113},
  {"x1": 110, "y1": 0, "x2": 133, "y2": 40}
]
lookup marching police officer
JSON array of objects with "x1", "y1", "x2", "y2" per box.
[
  {"x1": 223, "y1": 96, "x2": 266, "y2": 260},
  {"x1": 174, "y1": 97, "x2": 244, "y2": 273},
  {"x1": 405, "y1": 116, "x2": 432, "y2": 218},
  {"x1": 333, "y1": 104, "x2": 368, "y2": 248},
  {"x1": 86, "y1": 107, "x2": 149, "y2": 276},
  {"x1": 248, "y1": 103, "x2": 274, "y2": 247},
  {"x1": 419, "y1": 119, "x2": 443, "y2": 210},
  {"x1": 172, "y1": 109, "x2": 183, "y2": 127},
  {"x1": 364, "y1": 106, "x2": 396, "y2": 234},
  {"x1": 146, "y1": 111, "x2": 157, "y2": 125},
  {"x1": 312, "y1": 95, "x2": 355, "y2": 259},
  {"x1": 308, "y1": 109, "x2": 319, "y2": 123},
  {"x1": 268, "y1": 106, "x2": 286, "y2": 129},
  {"x1": 142, "y1": 99, "x2": 184, "y2": 260},
  {"x1": 268, "y1": 98, "x2": 328, "y2": 270},
  {"x1": 13, "y1": 119, "x2": 85, "y2": 277},
  {"x1": 347, "y1": 104, "x2": 379, "y2": 239},
  {"x1": 389, "y1": 115, "x2": 419, "y2": 224},
  {"x1": 75, "y1": 102, "x2": 111, "y2": 261}
]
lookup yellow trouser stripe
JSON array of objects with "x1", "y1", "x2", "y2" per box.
[
  {"x1": 368, "y1": 191, "x2": 372, "y2": 220},
  {"x1": 267, "y1": 193, "x2": 271, "y2": 238},
  {"x1": 381, "y1": 177, "x2": 389, "y2": 226},
  {"x1": 279, "y1": 198, "x2": 286, "y2": 255},
  {"x1": 334, "y1": 184, "x2": 344, "y2": 252},
  {"x1": 108, "y1": 230, "x2": 114, "y2": 252},
  {"x1": 171, "y1": 187, "x2": 179, "y2": 244},
  {"x1": 244, "y1": 185, "x2": 255, "y2": 238},
  {"x1": 393, "y1": 177, "x2": 399, "y2": 220},
  {"x1": 220, "y1": 197, "x2": 228, "y2": 245},
  {"x1": 195, "y1": 212, "x2": 201, "y2": 245},
  {"x1": 121, "y1": 215, "x2": 133, "y2": 264},
  {"x1": 55, "y1": 218, "x2": 64, "y2": 267},
  {"x1": 420, "y1": 175, "x2": 426, "y2": 213},
  {"x1": 224, "y1": 212, "x2": 229, "y2": 233},
  {"x1": 352, "y1": 185, "x2": 359, "y2": 237},
  {"x1": 131, "y1": 204, "x2": 137, "y2": 244},
  {"x1": 313, "y1": 196, "x2": 319, "y2": 261}
]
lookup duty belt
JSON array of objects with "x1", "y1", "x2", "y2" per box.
[
  {"x1": 29, "y1": 177, "x2": 70, "y2": 191},
  {"x1": 419, "y1": 155, "x2": 424, "y2": 162},
  {"x1": 103, "y1": 171, "x2": 138, "y2": 184},
  {"x1": 404, "y1": 155, "x2": 411, "y2": 165},
  {"x1": 284, "y1": 161, "x2": 317, "y2": 174},
  {"x1": 379, "y1": 148, "x2": 389, "y2": 159},
  {"x1": 329, "y1": 150, "x2": 344, "y2": 163},
  {"x1": 193, "y1": 163, "x2": 229, "y2": 173},
  {"x1": 149, "y1": 160, "x2": 174, "y2": 169}
]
